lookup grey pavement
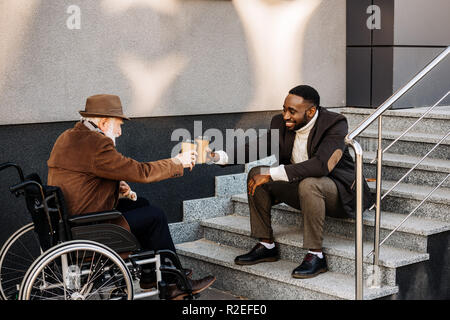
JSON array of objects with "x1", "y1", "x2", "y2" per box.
[{"x1": 196, "y1": 287, "x2": 247, "y2": 300}]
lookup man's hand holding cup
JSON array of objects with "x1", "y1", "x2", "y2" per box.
[
  {"x1": 205, "y1": 147, "x2": 219, "y2": 164},
  {"x1": 175, "y1": 150, "x2": 198, "y2": 171}
]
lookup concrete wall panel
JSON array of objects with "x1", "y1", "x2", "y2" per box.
[
  {"x1": 0, "y1": 0, "x2": 346, "y2": 125},
  {"x1": 394, "y1": 0, "x2": 450, "y2": 46}
]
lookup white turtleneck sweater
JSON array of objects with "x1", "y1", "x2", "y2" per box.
[
  {"x1": 269, "y1": 109, "x2": 319, "y2": 181},
  {"x1": 213, "y1": 110, "x2": 319, "y2": 183}
]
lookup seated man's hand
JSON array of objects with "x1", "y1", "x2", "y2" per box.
[
  {"x1": 248, "y1": 174, "x2": 271, "y2": 196},
  {"x1": 175, "y1": 150, "x2": 198, "y2": 171},
  {"x1": 119, "y1": 181, "x2": 131, "y2": 196},
  {"x1": 119, "y1": 181, "x2": 137, "y2": 200}
]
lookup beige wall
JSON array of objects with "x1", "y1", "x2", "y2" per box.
[
  {"x1": 392, "y1": 0, "x2": 450, "y2": 108},
  {"x1": 0, "y1": 0, "x2": 346, "y2": 125},
  {"x1": 394, "y1": 0, "x2": 450, "y2": 46}
]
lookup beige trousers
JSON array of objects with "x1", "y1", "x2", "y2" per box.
[{"x1": 247, "y1": 166, "x2": 347, "y2": 250}]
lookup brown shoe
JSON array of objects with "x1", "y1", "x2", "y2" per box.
[
  {"x1": 140, "y1": 268, "x2": 193, "y2": 290},
  {"x1": 167, "y1": 275, "x2": 216, "y2": 300}
]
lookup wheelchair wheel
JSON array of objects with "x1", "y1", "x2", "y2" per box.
[
  {"x1": 19, "y1": 240, "x2": 133, "y2": 300},
  {"x1": 0, "y1": 223, "x2": 42, "y2": 300}
]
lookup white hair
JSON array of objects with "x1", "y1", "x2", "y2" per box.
[
  {"x1": 81, "y1": 117, "x2": 117, "y2": 125},
  {"x1": 81, "y1": 117, "x2": 119, "y2": 146},
  {"x1": 81, "y1": 116, "x2": 100, "y2": 125}
]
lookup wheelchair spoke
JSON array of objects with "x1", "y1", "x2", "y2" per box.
[
  {"x1": 0, "y1": 224, "x2": 41, "y2": 300},
  {"x1": 78, "y1": 251, "x2": 98, "y2": 295},
  {"x1": 1, "y1": 273, "x2": 29, "y2": 284},
  {"x1": 86, "y1": 270, "x2": 127, "y2": 299},
  {"x1": 30, "y1": 284, "x2": 64, "y2": 299},
  {"x1": 30, "y1": 262, "x2": 72, "y2": 300},
  {"x1": 1, "y1": 265, "x2": 33, "y2": 273},
  {"x1": 2, "y1": 250, "x2": 36, "y2": 265},
  {"x1": 40, "y1": 263, "x2": 65, "y2": 288},
  {"x1": 22, "y1": 242, "x2": 133, "y2": 300},
  {"x1": 86, "y1": 255, "x2": 111, "y2": 284},
  {"x1": 15, "y1": 236, "x2": 41, "y2": 260},
  {"x1": 80, "y1": 256, "x2": 123, "y2": 298}
]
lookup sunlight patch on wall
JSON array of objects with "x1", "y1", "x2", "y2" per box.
[
  {"x1": 118, "y1": 54, "x2": 188, "y2": 117},
  {"x1": 0, "y1": 0, "x2": 41, "y2": 96},
  {"x1": 233, "y1": 0, "x2": 321, "y2": 110},
  {"x1": 101, "y1": 0, "x2": 180, "y2": 15}
]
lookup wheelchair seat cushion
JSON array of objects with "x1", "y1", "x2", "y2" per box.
[{"x1": 71, "y1": 223, "x2": 140, "y2": 253}]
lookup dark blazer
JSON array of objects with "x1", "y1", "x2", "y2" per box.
[{"x1": 230, "y1": 107, "x2": 374, "y2": 216}]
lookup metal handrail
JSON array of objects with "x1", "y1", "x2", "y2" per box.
[
  {"x1": 369, "y1": 91, "x2": 450, "y2": 164},
  {"x1": 368, "y1": 130, "x2": 450, "y2": 211},
  {"x1": 344, "y1": 46, "x2": 450, "y2": 300},
  {"x1": 367, "y1": 173, "x2": 449, "y2": 258}
]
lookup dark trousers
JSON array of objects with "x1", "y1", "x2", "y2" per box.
[
  {"x1": 116, "y1": 197, "x2": 176, "y2": 253},
  {"x1": 248, "y1": 166, "x2": 348, "y2": 250}
]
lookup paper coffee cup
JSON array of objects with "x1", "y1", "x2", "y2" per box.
[
  {"x1": 195, "y1": 136, "x2": 209, "y2": 164},
  {"x1": 181, "y1": 139, "x2": 197, "y2": 153}
]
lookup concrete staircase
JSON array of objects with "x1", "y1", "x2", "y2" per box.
[{"x1": 170, "y1": 107, "x2": 450, "y2": 300}]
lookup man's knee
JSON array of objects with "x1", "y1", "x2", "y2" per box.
[
  {"x1": 298, "y1": 177, "x2": 322, "y2": 196},
  {"x1": 248, "y1": 165, "x2": 272, "y2": 178},
  {"x1": 247, "y1": 167, "x2": 273, "y2": 197},
  {"x1": 140, "y1": 205, "x2": 168, "y2": 227},
  {"x1": 247, "y1": 166, "x2": 265, "y2": 182}
]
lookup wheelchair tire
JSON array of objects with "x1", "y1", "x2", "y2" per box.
[
  {"x1": 19, "y1": 240, "x2": 134, "y2": 300},
  {"x1": 0, "y1": 222, "x2": 42, "y2": 300}
]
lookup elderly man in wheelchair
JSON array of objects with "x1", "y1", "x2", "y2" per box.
[{"x1": 0, "y1": 94, "x2": 215, "y2": 300}]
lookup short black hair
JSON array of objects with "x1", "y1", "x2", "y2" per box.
[{"x1": 288, "y1": 85, "x2": 320, "y2": 107}]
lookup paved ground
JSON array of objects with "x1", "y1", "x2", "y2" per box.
[
  {"x1": 196, "y1": 287, "x2": 247, "y2": 300},
  {"x1": 136, "y1": 281, "x2": 247, "y2": 300}
]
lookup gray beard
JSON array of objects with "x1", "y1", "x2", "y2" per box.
[{"x1": 105, "y1": 127, "x2": 117, "y2": 146}]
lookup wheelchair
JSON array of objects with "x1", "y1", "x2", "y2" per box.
[{"x1": 0, "y1": 162, "x2": 194, "y2": 300}]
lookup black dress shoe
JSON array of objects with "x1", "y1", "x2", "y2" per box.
[
  {"x1": 292, "y1": 253, "x2": 328, "y2": 279},
  {"x1": 234, "y1": 243, "x2": 279, "y2": 265}
]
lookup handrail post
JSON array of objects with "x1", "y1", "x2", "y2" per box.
[
  {"x1": 345, "y1": 138, "x2": 364, "y2": 300},
  {"x1": 343, "y1": 45, "x2": 449, "y2": 300},
  {"x1": 374, "y1": 116, "x2": 383, "y2": 268}
]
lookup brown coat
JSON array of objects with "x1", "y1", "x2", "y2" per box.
[{"x1": 47, "y1": 122, "x2": 184, "y2": 228}]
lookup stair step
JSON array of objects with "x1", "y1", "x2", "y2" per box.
[
  {"x1": 215, "y1": 173, "x2": 247, "y2": 197},
  {"x1": 368, "y1": 180, "x2": 450, "y2": 203},
  {"x1": 342, "y1": 106, "x2": 450, "y2": 136},
  {"x1": 201, "y1": 214, "x2": 429, "y2": 269},
  {"x1": 342, "y1": 106, "x2": 450, "y2": 117},
  {"x1": 363, "y1": 152, "x2": 450, "y2": 172},
  {"x1": 361, "y1": 151, "x2": 450, "y2": 188},
  {"x1": 356, "y1": 129, "x2": 450, "y2": 160},
  {"x1": 231, "y1": 193, "x2": 450, "y2": 252},
  {"x1": 176, "y1": 239, "x2": 399, "y2": 300},
  {"x1": 367, "y1": 180, "x2": 450, "y2": 221}
]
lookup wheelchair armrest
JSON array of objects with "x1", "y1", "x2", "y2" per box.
[{"x1": 68, "y1": 210, "x2": 123, "y2": 226}]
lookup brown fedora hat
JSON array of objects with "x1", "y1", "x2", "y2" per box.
[{"x1": 79, "y1": 94, "x2": 130, "y2": 120}]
